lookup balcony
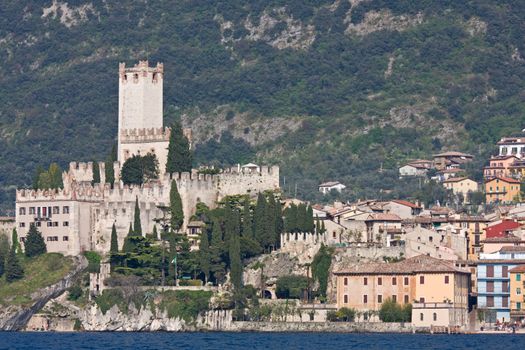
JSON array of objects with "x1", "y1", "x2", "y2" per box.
[{"x1": 34, "y1": 217, "x2": 51, "y2": 222}]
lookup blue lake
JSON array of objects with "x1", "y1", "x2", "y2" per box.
[{"x1": 0, "y1": 332, "x2": 523, "y2": 349}]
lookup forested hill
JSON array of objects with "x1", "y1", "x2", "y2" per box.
[{"x1": 1, "y1": 0, "x2": 525, "y2": 213}]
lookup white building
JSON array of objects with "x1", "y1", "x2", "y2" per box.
[
  {"x1": 497, "y1": 137, "x2": 525, "y2": 159},
  {"x1": 318, "y1": 181, "x2": 346, "y2": 194}
]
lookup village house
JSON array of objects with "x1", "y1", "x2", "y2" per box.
[
  {"x1": 449, "y1": 215, "x2": 489, "y2": 260},
  {"x1": 477, "y1": 247, "x2": 525, "y2": 323},
  {"x1": 404, "y1": 226, "x2": 468, "y2": 260},
  {"x1": 398, "y1": 160, "x2": 432, "y2": 177},
  {"x1": 318, "y1": 181, "x2": 346, "y2": 194},
  {"x1": 497, "y1": 137, "x2": 525, "y2": 159},
  {"x1": 364, "y1": 213, "x2": 403, "y2": 246},
  {"x1": 384, "y1": 200, "x2": 422, "y2": 220},
  {"x1": 509, "y1": 159, "x2": 525, "y2": 180},
  {"x1": 442, "y1": 177, "x2": 478, "y2": 202},
  {"x1": 433, "y1": 152, "x2": 473, "y2": 171},
  {"x1": 509, "y1": 265, "x2": 525, "y2": 323},
  {"x1": 485, "y1": 176, "x2": 521, "y2": 204},
  {"x1": 334, "y1": 255, "x2": 470, "y2": 327},
  {"x1": 483, "y1": 155, "x2": 519, "y2": 180}
]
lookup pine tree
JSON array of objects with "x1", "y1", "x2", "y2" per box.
[
  {"x1": 169, "y1": 180, "x2": 184, "y2": 232},
  {"x1": 254, "y1": 193, "x2": 266, "y2": 245},
  {"x1": 110, "y1": 223, "x2": 119, "y2": 253},
  {"x1": 11, "y1": 228, "x2": 18, "y2": 254},
  {"x1": 166, "y1": 121, "x2": 192, "y2": 174},
  {"x1": 242, "y1": 197, "x2": 253, "y2": 238},
  {"x1": 5, "y1": 246, "x2": 24, "y2": 282},
  {"x1": 133, "y1": 197, "x2": 142, "y2": 236},
  {"x1": 25, "y1": 224, "x2": 47, "y2": 258},
  {"x1": 228, "y1": 209, "x2": 242, "y2": 290},
  {"x1": 198, "y1": 229, "x2": 211, "y2": 283}
]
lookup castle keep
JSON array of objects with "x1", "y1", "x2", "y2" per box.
[{"x1": 15, "y1": 61, "x2": 279, "y2": 255}]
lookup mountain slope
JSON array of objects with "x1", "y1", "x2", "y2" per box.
[{"x1": 1, "y1": 0, "x2": 525, "y2": 212}]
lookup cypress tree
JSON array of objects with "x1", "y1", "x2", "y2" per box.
[
  {"x1": 0, "y1": 242, "x2": 5, "y2": 277},
  {"x1": 104, "y1": 145, "x2": 116, "y2": 187},
  {"x1": 264, "y1": 194, "x2": 277, "y2": 250},
  {"x1": 25, "y1": 224, "x2": 47, "y2": 258},
  {"x1": 166, "y1": 121, "x2": 192, "y2": 174},
  {"x1": 152, "y1": 225, "x2": 158, "y2": 239},
  {"x1": 315, "y1": 215, "x2": 321, "y2": 234},
  {"x1": 307, "y1": 205, "x2": 314, "y2": 233},
  {"x1": 210, "y1": 218, "x2": 226, "y2": 283},
  {"x1": 296, "y1": 203, "x2": 307, "y2": 232},
  {"x1": 133, "y1": 197, "x2": 142, "y2": 236},
  {"x1": 242, "y1": 197, "x2": 253, "y2": 238},
  {"x1": 274, "y1": 199, "x2": 283, "y2": 247},
  {"x1": 92, "y1": 161, "x2": 100, "y2": 185},
  {"x1": 5, "y1": 246, "x2": 24, "y2": 282},
  {"x1": 170, "y1": 180, "x2": 184, "y2": 232},
  {"x1": 320, "y1": 220, "x2": 326, "y2": 234},
  {"x1": 254, "y1": 193, "x2": 266, "y2": 245},
  {"x1": 199, "y1": 230, "x2": 211, "y2": 283},
  {"x1": 287, "y1": 204, "x2": 298, "y2": 233},
  {"x1": 33, "y1": 165, "x2": 44, "y2": 190},
  {"x1": 123, "y1": 223, "x2": 135, "y2": 253},
  {"x1": 228, "y1": 209, "x2": 242, "y2": 290},
  {"x1": 110, "y1": 223, "x2": 119, "y2": 253},
  {"x1": 11, "y1": 228, "x2": 19, "y2": 254}
]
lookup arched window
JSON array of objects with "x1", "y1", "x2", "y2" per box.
[
  {"x1": 433, "y1": 313, "x2": 437, "y2": 321},
  {"x1": 420, "y1": 313, "x2": 424, "y2": 321}
]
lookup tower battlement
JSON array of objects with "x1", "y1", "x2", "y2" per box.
[
  {"x1": 120, "y1": 127, "x2": 170, "y2": 143},
  {"x1": 119, "y1": 60, "x2": 163, "y2": 83}
]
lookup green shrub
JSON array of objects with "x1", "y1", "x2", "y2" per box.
[
  {"x1": 67, "y1": 285, "x2": 83, "y2": 301},
  {"x1": 83, "y1": 251, "x2": 101, "y2": 273},
  {"x1": 379, "y1": 299, "x2": 412, "y2": 322},
  {"x1": 95, "y1": 289, "x2": 125, "y2": 314},
  {"x1": 275, "y1": 275, "x2": 309, "y2": 299},
  {"x1": 178, "y1": 279, "x2": 202, "y2": 286},
  {"x1": 159, "y1": 290, "x2": 212, "y2": 322}
]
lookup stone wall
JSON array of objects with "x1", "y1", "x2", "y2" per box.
[{"x1": 228, "y1": 321, "x2": 413, "y2": 333}]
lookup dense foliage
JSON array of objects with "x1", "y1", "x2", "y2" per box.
[
  {"x1": 166, "y1": 121, "x2": 192, "y2": 174},
  {"x1": 3, "y1": 1, "x2": 525, "y2": 212},
  {"x1": 24, "y1": 225, "x2": 47, "y2": 258},
  {"x1": 311, "y1": 244, "x2": 333, "y2": 299},
  {"x1": 379, "y1": 299, "x2": 412, "y2": 322},
  {"x1": 275, "y1": 275, "x2": 310, "y2": 299},
  {"x1": 121, "y1": 154, "x2": 159, "y2": 186}
]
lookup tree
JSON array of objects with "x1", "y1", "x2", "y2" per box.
[
  {"x1": 263, "y1": 194, "x2": 277, "y2": 250},
  {"x1": 210, "y1": 218, "x2": 226, "y2": 284},
  {"x1": 228, "y1": 209, "x2": 242, "y2": 291},
  {"x1": 166, "y1": 121, "x2": 192, "y2": 174},
  {"x1": 92, "y1": 161, "x2": 100, "y2": 185},
  {"x1": 133, "y1": 197, "x2": 142, "y2": 236},
  {"x1": 311, "y1": 244, "x2": 333, "y2": 298},
  {"x1": 275, "y1": 275, "x2": 309, "y2": 299},
  {"x1": 5, "y1": 246, "x2": 24, "y2": 282},
  {"x1": 274, "y1": 198, "x2": 283, "y2": 246},
  {"x1": 0, "y1": 236, "x2": 7, "y2": 277},
  {"x1": 121, "y1": 153, "x2": 159, "y2": 186},
  {"x1": 379, "y1": 299, "x2": 411, "y2": 322},
  {"x1": 110, "y1": 223, "x2": 119, "y2": 253},
  {"x1": 24, "y1": 224, "x2": 47, "y2": 258},
  {"x1": 199, "y1": 230, "x2": 211, "y2": 283},
  {"x1": 122, "y1": 223, "x2": 136, "y2": 253},
  {"x1": 36, "y1": 163, "x2": 63, "y2": 190},
  {"x1": 104, "y1": 145, "x2": 116, "y2": 187},
  {"x1": 170, "y1": 180, "x2": 184, "y2": 232},
  {"x1": 11, "y1": 228, "x2": 19, "y2": 254},
  {"x1": 254, "y1": 193, "x2": 266, "y2": 245},
  {"x1": 33, "y1": 165, "x2": 44, "y2": 190},
  {"x1": 242, "y1": 197, "x2": 253, "y2": 238}
]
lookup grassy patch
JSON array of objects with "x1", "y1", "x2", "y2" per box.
[
  {"x1": 158, "y1": 290, "x2": 212, "y2": 322},
  {"x1": 0, "y1": 253, "x2": 74, "y2": 307}
]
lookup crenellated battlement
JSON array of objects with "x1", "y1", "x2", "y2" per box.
[
  {"x1": 120, "y1": 127, "x2": 170, "y2": 143},
  {"x1": 119, "y1": 60, "x2": 163, "y2": 84}
]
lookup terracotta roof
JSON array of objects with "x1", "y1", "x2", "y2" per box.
[
  {"x1": 482, "y1": 235, "x2": 522, "y2": 243},
  {"x1": 484, "y1": 220, "x2": 521, "y2": 238},
  {"x1": 335, "y1": 255, "x2": 469, "y2": 275},
  {"x1": 391, "y1": 199, "x2": 421, "y2": 209},
  {"x1": 485, "y1": 176, "x2": 520, "y2": 184},
  {"x1": 499, "y1": 246, "x2": 525, "y2": 253},
  {"x1": 366, "y1": 213, "x2": 402, "y2": 221},
  {"x1": 433, "y1": 151, "x2": 473, "y2": 158},
  {"x1": 509, "y1": 265, "x2": 525, "y2": 273},
  {"x1": 405, "y1": 163, "x2": 430, "y2": 169}
]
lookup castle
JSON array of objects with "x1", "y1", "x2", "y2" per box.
[{"x1": 15, "y1": 61, "x2": 279, "y2": 256}]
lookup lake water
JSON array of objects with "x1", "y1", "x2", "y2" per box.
[{"x1": 0, "y1": 332, "x2": 523, "y2": 349}]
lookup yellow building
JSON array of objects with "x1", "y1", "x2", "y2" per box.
[
  {"x1": 485, "y1": 176, "x2": 521, "y2": 204},
  {"x1": 443, "y1": 177, "x2": 479, "y2": 202},
  {"x1": 450, "y1": 215, "x2": 489, "y2": 260},
  {"x1": 334, "y1": 255, "x2": 470, "y2": 324},
  {"x1": 509, "y1": 265, "x2": 525, "y2": 322}
]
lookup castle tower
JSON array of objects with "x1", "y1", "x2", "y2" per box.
[{"x1": 118, "y1": 60, "x2": 164, "y2": 162}]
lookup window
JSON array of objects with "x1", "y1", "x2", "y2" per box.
[
  {"x1": 363, "y1": 295, "x2": 368, "y2": 304},
  {"x1": 502, "y1": 296, "x2": 509, "y2": 308},
  {"x1": 487, "y1": 265, "x2": 494, "y2": 278},
  {"x1": 433, "y1": 313, "x2": 437, "y2": 321},
  {"x1": 518, "y1": 302, "x2": 522, "y2": 310},
  {"x1": 19, "y1": 207, "x2": 26, "y2": 215},
  {"x1": 47, "y1": 221, "x2": 53, "y2": 227},
  {"x1": 364, "y1": 278, "x2": 368, "y2": 285},
  {"x1": 36, "y1": 222, "x2": 41, "y2": 227},
  {"x1": 53, "y1": 222, "x2": 58, "y2": 227},
  {"x1": 63, "y1": 236, "x2": 69, "y2": 241},
  {"x1": 502, "y1": 266, "x2": 509, "y2": 277},
  {"x1": 52, "y1": 206, "x2": 60, "y2": 214},
  {"x1": 378, "y1": 295, "x2": 382, "y2": 303},
  {"x1": 378, "y1": 277, "x2": 382, "y2": 286},
  {"x1": 420, "y1": 276, "x2": 425, "y2": 284},
  {"x1": 517, "y1": 274, "x2": 522, "y2": 282},
  {"x1": 420, "y1": 313, "x2": 424, "y2": 321},
  {"x1": 419, "y1": 297, "x2": 425, "y2": 303},
  {"x1": 63, "y1": 206, "x2": 70, "y2": 214},
  {"x1": 392, "y1": 295, "x2": 397, "y2": 303},
  {"x1": 344, "y1": 295, "x2": 348, "y2": 304},
  {"x1": 29, "y1": 207, "x2": 35, "y2": 215},
  {"x1": 517, "y1": 288, "x2": 521, "y2": 295},
  {"x1": 46, "y1": 236, "x2": 58, "y2": 242},
  {"x1": 404, "y1": 295, "x2": 409, "y2": 304},
  {"x1": 404, "y1": 277, "x2": 409, "y2": 285},
  {"x1": 392, "y1": 277, "x2": 397, "y2": 285},
  {"x1": 344, "y1": 278, "x2": 348, "y2": 286},
  {"x1": 19, "y1": 222, "x2": 25, "y2": 228},
  {"x1": 445, "y1": 276, "x2": 449, "y2": 284},
  {"x1": 487, "y1": 281, "x2": 494, "y2": 292},
  {"x1": 487, "y1": 296, "x2": 494, "y2": 307},
  {"x1": 502, "y1": 281, "x2": 509, "y2": 293}
]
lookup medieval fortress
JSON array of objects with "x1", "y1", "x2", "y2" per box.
[{"x1": 15, "y1": 61, "x2": 279, "y2": 256}]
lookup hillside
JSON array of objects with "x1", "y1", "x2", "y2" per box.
[{"x1": 1, "y1": 0, "x2": 525, "y2": 213}]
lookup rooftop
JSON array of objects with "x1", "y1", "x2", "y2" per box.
[
  {"x1": 391, "y1": 199, "x2": 421, "y2": 209},
  {"x1": 319, "y1": 181, "x2": 344, "y2": 188},
  {"x1": 433, "y1": 151, "x2": 473, "y2": 158},
  {"x1": 443, "y1": 177, "x2": 471, "y2": 183},
  {"x1": 366, "y1": 213, "x2": 402, "y2": 222},
  {"x1": 509, "y1": 265, "x2": 525, "y2": 273},
  {"x1": 485, "y1": 176, "x2": 521, "y2": 184},
  {"x1": 335, "y1": 255, "x2": 469, "y2": 275},
  {"x1": 484, "y1": 220, "x2": 521, "y2": 238}
]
